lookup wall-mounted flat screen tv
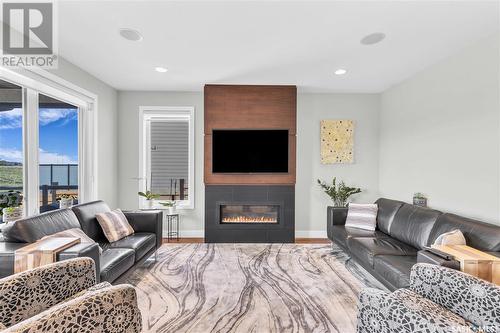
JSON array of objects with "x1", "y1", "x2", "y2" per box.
[{"x1": 212, "y1": 130, "x2": 289, "y2": 173}]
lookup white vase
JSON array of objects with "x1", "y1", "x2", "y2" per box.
[
  {"x1": 2, "y1": 207, "x2": 23, "y2": 223},
  {"x1": 167, "y1": 207, "x2": 176, "y2": 215},
  {"x1": 59, "y1": 198, "x2": 73, "y2": 209},
  {"x1": 147, "y1": 200, "x2": 154, "y2": 209}
]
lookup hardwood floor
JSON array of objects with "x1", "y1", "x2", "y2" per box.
[{"x1": 162, "y1": 238, "x2": 329, "y2": 244}]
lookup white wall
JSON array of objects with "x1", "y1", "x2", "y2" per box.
[
  {"x1": 48, "y1": 58, "x2": 119, "y2": 207},
  {"x1": 117, "y1": 91, "x2": 204, "y2": 236},
  {"x1": 117, "y1": 91, "x2": 380, "y2": 236},
  {"x1": 296, "y1": 94, "x2": 380, "y2": 237},
  {"x1": 379, "y1": 34, "x2": 500, "y2": 223}
]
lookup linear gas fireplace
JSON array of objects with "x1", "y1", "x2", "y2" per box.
[
  {"x1": 220, "y1": 204, "x2": 279, "y2": 224},
  {"x1": 205, "y1": 185, "x2": 294, "y2": 243}
]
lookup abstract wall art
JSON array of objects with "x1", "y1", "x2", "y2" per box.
[{"x1": 320, "y1": 120, "x2": 354, "y2": 164}]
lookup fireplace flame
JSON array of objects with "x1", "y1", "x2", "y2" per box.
[{"x1": 222, "y1": 216, "x2": 277, "y2": 223}]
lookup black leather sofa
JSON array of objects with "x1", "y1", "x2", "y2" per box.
[
  {"x1": 0, "y1": 200, "x2": 162, "y2": 283},
  {"x1": 328, "y1": 198, "x2": 500, "y2": 291}
]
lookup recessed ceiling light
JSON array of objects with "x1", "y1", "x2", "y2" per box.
[
  {"x1": 360, "y1": 32, "x2": 386, "y2": 45},
  {"x1": 119, "y1": 28, "x2": 143, "y2": 41},
  {"x1": 155, "y1": 67, "x2": 168, "y2": 73},
  {"x1": 334, "y1": 68, "x2": 347, "y2": 75}
]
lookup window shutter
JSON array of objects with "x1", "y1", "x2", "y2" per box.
[{"x1": 150, "y1": 121, "x2": 189, "y2": 197}]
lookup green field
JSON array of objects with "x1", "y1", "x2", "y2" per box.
[{"x1": 0, "y1": 166, "x2": 23, "y2": 187}]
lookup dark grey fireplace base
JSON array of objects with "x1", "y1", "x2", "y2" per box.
[{"x1": 205, "y1": 185, "x2": 295, "y2": 243}]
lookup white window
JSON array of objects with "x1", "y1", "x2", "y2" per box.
[
  {"x1": 0, "y1": 68, "x2": 97, "y2": 216},
  {"x1": 139, "y1": 107, "x2": 195, "y2": 209}
]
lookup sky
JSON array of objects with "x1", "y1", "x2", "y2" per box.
[{"x1": 0, "y1": 107, "x2": 78, "y2": 164}]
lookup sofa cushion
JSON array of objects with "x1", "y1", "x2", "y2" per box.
[
  {"x1": 107, "y1": 233, "x2": 156, "y2": 262},
  {"x1": 374, "y1": 198, "x2": 405, "y2": 234},
  {"x1": 331, "y1": 225, "x2": 391, "y2": 248},
  {"x1": 373, "y1": 255, "x2": 416, "y2": 289},
  {"x1": 347, "y1": 237, "x2": 417, "y2": 267},
  {"x1": 2, "y1": 209, "x2": 81, "y2": 243},
  {"x1": 389, "y1": 204, "x2": 442, "y2": 250},
  {"x1": 72, "y1": 201, "x2": 111, "y2": 243},
  {"x1": 429, "y1": 213, "x2": 500, "y2": 252},
  {"x1": 99, "y1": 248, "x2": 135, "y2": 283},
  {"x1": 96, "y1": 209, "x2": 134, "y2": 243}
]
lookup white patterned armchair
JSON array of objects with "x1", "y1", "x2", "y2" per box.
[
  {"x1": 0, "y1": 258, "x2": 142, "y2": 333},
  {"x1": 357, "y1": 263, "x2": 500, "y2": 333}
]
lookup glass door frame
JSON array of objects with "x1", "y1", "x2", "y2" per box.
[{"x1": 0, "y1": 67, "x2": 97, "y2": 216}]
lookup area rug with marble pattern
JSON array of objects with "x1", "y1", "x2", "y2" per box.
[{"x1": 123, "y1": 243, "x2": 384, "y2": 333}]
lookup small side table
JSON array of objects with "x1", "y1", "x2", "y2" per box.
[
  {"x1": 15, "y1": 237, "x2": 81, "y2": 273},
  {"x1": 165, "y1": 214, "x2": 180, "y2": 242},
  {"x1": 432, "y1": 244, "x2": 500, "y2": 285}
]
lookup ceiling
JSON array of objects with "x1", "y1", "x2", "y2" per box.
[{"x1": 57, "y1": 1, "x2": 499, "y2": 93}]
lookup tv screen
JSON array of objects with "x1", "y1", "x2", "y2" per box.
[{"x1": 212, "y1": 130, "x2": 289, "y2": 173}]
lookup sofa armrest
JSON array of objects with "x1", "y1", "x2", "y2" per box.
[
  {"x1": 0, "y1": 258, "x2": 96, "y2": 328},
  {"x1": 124, "y1": 210, "x2": 163, "y2": 248},
  {"x1": 410, "y1": 263, "x2": 500, "y2": 330},
  {"x1": 357, "y1": 288, "x2": 473, "y2": 333},
  {"x1": 3, "y1": 284, "x2": 142, "y2": 333},
  {"x1": 357, "y1": 288, "x2": 395, "y2": 333},
  {"x1": 327, "y1": 207, "x2": 348, "y2": 241},
  {"x1": 417, "y1": 250, "x2": 460, "y2": 270},
  {"x1": 57, "y1": 242, "x2": 101, "y2": 282},
  {"x1": 0, "y1": 242, "x2": 28, "y2": 279}
]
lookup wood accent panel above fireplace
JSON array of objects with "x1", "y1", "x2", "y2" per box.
[{"x1": 204, "y1": 84, "x2": 297, "y2": 185}]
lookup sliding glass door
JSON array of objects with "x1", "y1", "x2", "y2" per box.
[
  {"x1": 38, "y1": 94, "x2": 79, "y2": 212},
  {"x1": 0, "y1": 69, "x2": 95, "y2": 218}
]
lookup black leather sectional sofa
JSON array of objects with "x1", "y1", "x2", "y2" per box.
[
  {"x1": 0, "y1": 200, "x2": 162, "y2": 283},
  {"x1": 328, "y1": 198, "x2": 500, "y2": 291}
]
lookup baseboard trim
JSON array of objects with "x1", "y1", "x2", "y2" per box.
[
  {"x1": 295, "y1": 230, "x2": 327, "y2": 238},
  {"x1": 168, "y1": 230, "x2": 327, "y2": 239},
  {"x1": 169, "y1": 230, "x2": 204, "y2": 237}
]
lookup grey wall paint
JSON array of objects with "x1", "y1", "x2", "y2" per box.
[
  {"x1": 379, "y1": 34, "x2": 500, "y2": 223},
  {"x1": 48, "y1": 58, "x2": 119, "y2": 207},
  {"x1": 117, "y1": 91, "x2": 380, "y2": 236},
  {"x1": 296, "y1": 94, "x2": 380, "y2": 236},
  {"x1": 117, "y1": 91, "x2": 204, "y2": 235}
]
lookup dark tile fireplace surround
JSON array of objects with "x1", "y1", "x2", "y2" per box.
[{"x1": 205, "y1": 185, "x2": 295, "y2": 243}]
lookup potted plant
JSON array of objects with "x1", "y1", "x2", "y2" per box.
[
  {"x1": 138, "y1": 190, "x2": 160, "y2": 209},
  {"x1": 160, "y1": 200, "x2": 176, "y2": 215},
  {"x1": 317, "y1": 177, "x2": 361, "y2": 207},
  {"x1": 413, "y1": 192, "x2": 427, "y2": 207},
  {"x1": 0, "y1": 191, "x2": 24, "y2": 224},
  {"x1": 58, "y1": 194, "x2": 75, "y2": 209}
]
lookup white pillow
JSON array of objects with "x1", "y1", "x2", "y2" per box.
[
  {"x1": 433, "y1": 229, "x2": 466, "y2": 246},
  {"x1": 345, "y1": 203, "x2": 378, "y2": 231}
]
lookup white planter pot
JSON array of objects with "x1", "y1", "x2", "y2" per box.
[
  {"x1": 167, "y1": 207, "x2": 176, "y2": 215},
  {"x1": 59, "y1": 198, "x2": 73, "y2": 209},
  {"x1": 2, "y1": 207, "x2": 23, "y2": 223},
  {"x1": 146, "y1": 200, "x2": 154, "y2": 209}
]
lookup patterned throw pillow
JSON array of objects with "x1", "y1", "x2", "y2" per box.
[
  {"x1": 95, "y1": 209, "x2": 134, "y2": 242},
  {"x1": 41, "y1": 228, "x2": 103, "y2": 253},
  {"x1": 345, "y1": 203, "x2": 378, "y2": 231}
]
